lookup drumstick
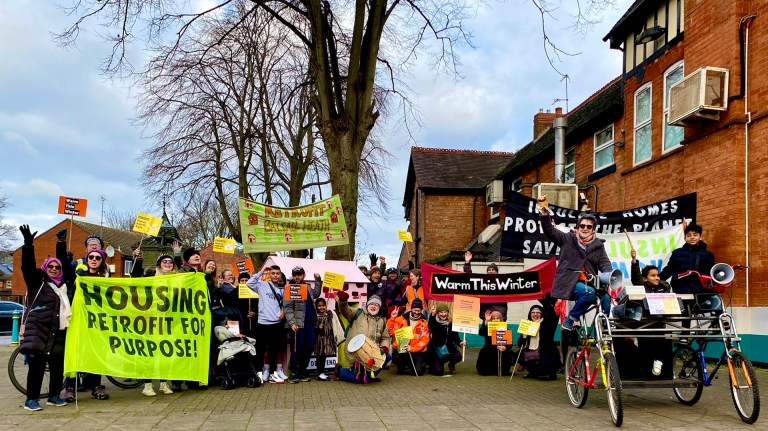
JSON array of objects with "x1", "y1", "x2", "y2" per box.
[
  {"x1": 623, "y1": 229, "x2": 634, "y2": 251},
  {"x1": 408, "y1": 351, "x2": 419, "y2": 377}
]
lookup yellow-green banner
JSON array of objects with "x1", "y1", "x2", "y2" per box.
[
  {"x1": 239, "y1": 195, "x2": 350, "y2": 253},
  {"x1": 64, "y1": 273, "x2": 211, "y2": 383}
]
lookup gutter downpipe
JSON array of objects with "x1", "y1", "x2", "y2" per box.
[
  {"x1": 554, "y1": 117, "x2": 567, "y2": 183},
  {"x1": 742, "y1": 14, "x2": 756, "y2": 306}
]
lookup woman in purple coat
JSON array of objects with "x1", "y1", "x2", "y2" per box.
[{"x1": 538, "y1": 196, "x2": 612, "y2": 331}]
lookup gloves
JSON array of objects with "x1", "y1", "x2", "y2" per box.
[
  {"x1": 369, "y1": 253, "x2": 377, "y2": 266},
  {"x1": 19, "y1": 224, "x2": 37, "y2": 246},
  {"x1": 337, "y1": 291, "x2": 350, "y2": 302},
  {"x1": 66, "y1": 251, "x2": 74, "y2": 263},
  {"x1": 56, "y1": 228, "x2": 67, "y2": 242}
]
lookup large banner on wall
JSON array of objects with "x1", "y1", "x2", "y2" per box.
[
  {"x1": 64, "y1": 273, "x2": 211, "y2": 383},
  {"x1": 501, "y1": 192, "x2": 696, "y2": 259},
  {"x1": 239, "y1": 195, "x2": 350, "y2": 253}
]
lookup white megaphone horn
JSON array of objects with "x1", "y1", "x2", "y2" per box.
[
  {"x1": 710, "y1": 263, "x2": 734, "y2": 285},
  {"x1": 598, "y1": 269, "x2": 624, "y2": 290}
]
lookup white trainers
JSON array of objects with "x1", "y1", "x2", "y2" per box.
[
  {"x1": 652, "y1": 360, "x2": 663, "y2": 376},
  {"x1": 256, "y1": 371, "x2": 264, "y2": 385},
  {"x1": 269, "y1": 372, "x2": 285, "y2": 384},
  {"x1": 318, "y1": 373, "x2": 330, "y2": 381},
  {"x1": 158, "y1": 381, "x2": 174, "y2": 394},
  {"x1": 142, "y1": 383, "x2": 156, "y2": 397},
  {"x1": 276, "y1": 369, "x2": 288, "y2": 380}
]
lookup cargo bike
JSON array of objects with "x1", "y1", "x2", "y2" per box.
[{"x1": 564, "y1": 265, "x2": 760, "y2": 427}]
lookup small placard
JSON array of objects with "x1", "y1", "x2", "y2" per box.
[
  {"x1": 394, "y1": 326, "x2": 414, "y2": 340},
  {"x1": 226, "y1": 320, "x2": 241, "y2": 336},
  {"x1": 517, "y1": 319, "x2": 540, "y2": 336},
  {"x1": 322, "y1": 272, "x2": 346, "y2": 290},
  {"x1": 284, "y1": 284, "x2": 308, "y2": 301},
  {"x1": 213, "y1": 237, "x2": 237, "y2": 254},
  {"x1": 397, "y1": 230, "x2": 413, "y2": 242},
  {"x1": 492, "y1": 329, "x2": 512, "y2": 346},
  {"x1": 487, "y1": 321, "x2": 507, "y2": 336},
  {"x1": 238, "y1": 284, "x2": 259, "y2": 299},
  {"x1": 646, "y1": 293, "x2": 682, "y2": 315}
]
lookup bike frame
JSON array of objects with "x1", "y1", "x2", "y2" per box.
[
  {"x1": 689, "y1": 311, "x2": 751, "y2": 388},
  {"x1": 568, "y1": 275, "x2": 614, "y2": 391}
]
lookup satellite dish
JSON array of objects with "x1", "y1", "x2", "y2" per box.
[{"x1": 105, "y1": 245, "x2": 115, "y2": 258}]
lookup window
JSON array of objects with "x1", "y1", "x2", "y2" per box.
[
  {"x1": 593, "y1": 125, "x2": 614, "y2": 171},
  {"x1": 124, "y1": 261, "x2": 133, "y2": 276},
  {"x1": 663, "y1": 61, "x2": 685, "y2": 151},
  {"x1": 564, "y1": 149, "x2": 575, "y2": 183},
  {"x1": 512, "y1": 177, "x2": 523, "y2": 193},
  {"x1": 634, "y1": 83, "x2": 652, "y2": 164}
]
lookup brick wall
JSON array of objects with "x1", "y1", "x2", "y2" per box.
[{"x1": 422, "y1": 193, "x2": 487, "y2": 263}]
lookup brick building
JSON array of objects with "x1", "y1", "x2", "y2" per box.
[{"x1": 401, "y1": 147, "x2": 515, "y2": 268}]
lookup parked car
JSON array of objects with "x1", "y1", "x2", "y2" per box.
[{"x1": 0, "y1": 301, "x2": 25, "y2": 332}]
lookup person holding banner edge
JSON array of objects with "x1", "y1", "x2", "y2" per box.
[{"x1": 538, "y1": 195, "x2": 612, "y2": 331}]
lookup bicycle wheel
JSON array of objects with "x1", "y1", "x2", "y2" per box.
[
  {"x1": 106, "y1": 376, "x2": 146, "y2": 389},
  {"x1": 7, "y1": 345, "x2": 50, "y2": 398},
  {"x1": 603, "y1": 353, "x2": 623, "y2": 427},
  {"x1": 672, "y1": 346, "x2": 703, "y2": 405},
  {"x1": 728, "y1": 351, "x2": 760, "y2": 424},
  {"x1": 565, "y1": 347, "x2": 589, "y2": 408}
]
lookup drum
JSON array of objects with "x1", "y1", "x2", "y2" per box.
[{"x1": 346, "y1": 334, "x2": 386, "y2": 371}]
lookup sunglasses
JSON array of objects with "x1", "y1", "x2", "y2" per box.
[
  {"x1": 578, "y1": 224, "x2": 594, "y2": 230},
  {"x1": 47, "y1": 264, "x2": 62, "y2": 270},
  {"x1": 160, "y1": 259, "x2": 174, "y2": 264},
  {"x1": 88, "y1": 255, "x2": 103, "y2": 261}
]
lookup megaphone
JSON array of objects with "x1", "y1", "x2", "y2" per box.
[
  {"x1": 710, "y1": 263, "x2": 734, "y2": 285},
  {"x1": 598, "y1": 269, "x2": 624, "y2": 290},
  {"x1": 612, "y1": 301, "x2": 643, "y2": 321}
]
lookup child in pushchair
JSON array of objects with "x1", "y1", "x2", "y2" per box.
[{"x1": 211, "y1": 306, "x2": 262, "y2": 389}]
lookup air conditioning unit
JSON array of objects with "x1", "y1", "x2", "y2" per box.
[
  {"x1": 668, "y1": 67, "x2": 729, "y2": 127},
  {"x1": 532, "y1": 183, "x2": 579, "y2": 209},
  {"x1": 486, "y1": 179, "x2": 504, "y2": 206}
]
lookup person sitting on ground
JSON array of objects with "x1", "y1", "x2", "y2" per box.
[
  {"x1": 659, "y1": 224, "x2": 715, "y2": 294},
  {"x1": 538, "y1": 195, "x2": 612, "y2": 331},
  {"x1": 390, "y1": 299, "x2": 430, "y2": 375},
  {"x1": 517, "y1": 297, "x2": 561, "y2": 380},
  {"x1": 476, "y1": 310, "x2": 512, "y2": 376},
  {"x1": 427, "y1": 303, "x2": 465, "y2": 376},
  {"x1": 313, "y1": 297, "x2": 344, "y2": 381},
  {"x1": 334, "y1": 292, "x2": 391, "y2": 383}
]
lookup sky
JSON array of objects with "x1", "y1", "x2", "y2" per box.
[{"x1": 0, "y1": 0, "x2": 628, "y2": 264}]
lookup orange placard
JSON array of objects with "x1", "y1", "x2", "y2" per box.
[
  {"x1": 231, "y1": 260, "x2": 256, "y2": 276},
  {"x1": 492, "y1": 329, "x2": 512, "y2": 346},
  {"x1": 57, "y1": 196, "x2": 88, "y2": 217},
  {"x1": 284, "y1": 284, "x2": 308, "y2": 301}
]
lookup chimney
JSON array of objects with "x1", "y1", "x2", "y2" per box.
[{"x1": 533, "y1": 109, "x2": 555, "y2": 139}]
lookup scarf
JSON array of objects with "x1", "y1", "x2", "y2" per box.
[
  {"x1": 527, "y1": 317, "x2": 542, "y2": 350},
  {"x1": 435, "y1": 314, "x2": 450, "y2": 326},
  {"x1": 41, "y1": 257, "x2": 63, "y2": 286},
  {"x1": 577, "y1": 232, "x2": 595, "y2": 251},
  {"x1": 48, "y1": 282, "x2": 72, "y2": 329}
]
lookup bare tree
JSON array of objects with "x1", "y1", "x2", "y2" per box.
[
  {"x1": 102, "y1": 206, "x2": 140, "y2": 231},
  {"x1": 0, "y1": 191, "x2": 15, "y2": 253}
]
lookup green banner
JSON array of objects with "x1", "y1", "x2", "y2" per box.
[
  {"x1": 239, "y1": 195, "x2": 350, "y2": 253},
  {"x1": 64, "y1": 273, "x2": 211, "y2": 383}
]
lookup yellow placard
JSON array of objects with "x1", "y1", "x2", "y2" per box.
[
  {"x1": 238, "y1": 284, "x2": 259, "y2": 299},
  {"x1": 394, "y1": 326, "x2": 414, "y2": 340},
  {"x1": 517, "y1": 319, "x2": 540, "y2": 336},
  {"x1": 397, "y1": 230, "x2": 413, "y2": 242},
  {"x1": 213, "y1": 237, "x2": 237, "y2": 254},
  {"x1": 132, "y1": 213, "x2": 163, "y2": 236},
  {"x1": 487, "y1": 321, "x2": 507, "y2": 336},
  {"x1": 322, "y1": 272, "x2": 346, "y2": 291}
]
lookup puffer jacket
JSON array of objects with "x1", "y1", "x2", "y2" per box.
[
  {"x1": 283, "y1": 275, "x2": 322, "y2": 329},
  {"x1": 389, "y1": 315, "x2": 430, "y2": 353},
  {"x1": 540, "y1": 213, "x2": 612, "y2": 300},
  {"x1": 338, "y1": 300, "x2": 391, "y2": 367},
  {"x1": 659, "y1": 241, "x2": 715, "y2": 293},
  {"x1": 19, "y1": 241, "x2": 73, "y2": 354}
]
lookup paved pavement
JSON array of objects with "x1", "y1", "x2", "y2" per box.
[{"x1": 1, "y1": 344, "x2": 765, "y2": 430}]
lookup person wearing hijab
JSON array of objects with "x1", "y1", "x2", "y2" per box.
[
  {"x1": 18, "y1": 225, "x2": 74, "y2": 411},
  {"x1": 517, "y1": 296, "x2": 561, "y2": 380},
  {"x1": 476, "y1": 310, "x2": 512, "y2": 376}
]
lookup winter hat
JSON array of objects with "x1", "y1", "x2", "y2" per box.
[
  {"x1": 411, "y1": 298, "x2": 424, "y2": 310},
  {"x1": 369, "y1": 266, "x2": 382, "y2": 275},
  {"x1": 87, "y1": 249, "x2": 108, "y2": 263},
  {"x1": 436, "y1": 303, "x2": 450, "y2": 312},
  {"x1": 238, "y1": 272, "x2": 251, "y2": 281},
  {"x1": 156, "y1": 254, "x2": 173, "y2": 266},
  {"x1": 183, "y1": 247, "x2": 200, "y2": 262},
  {"x1": 85, "y1": 235, "x2": 104, "y2": 248},
  {"x1": 487, "y1": 263, "x2": 498, "y2": 271},
  {"x1": 387, "y1": 267, "x2": 398, "y2": 274},
  {"x1": 367, "y1": 295, "x2": 383, "y2": 307},
  {"x1": 292, "y1": 266, "x2": 305, "y2": 275}
]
